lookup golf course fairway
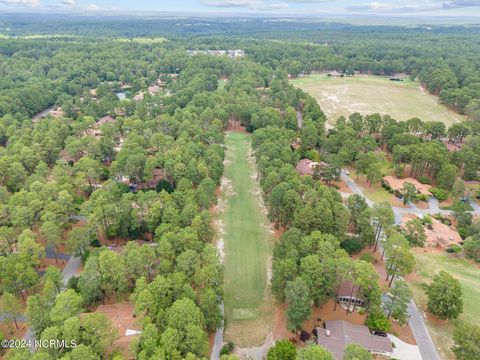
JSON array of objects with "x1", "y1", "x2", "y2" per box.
[{"x1": 221, "y1": 131, "x2": 274, "y2": 346}]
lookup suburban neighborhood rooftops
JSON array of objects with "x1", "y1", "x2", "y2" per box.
[
  {"x1": 317, "y1": 320, "x2": 393, "y2": 360},
  {"x1": 383, "y1": 176, "x2": 432, "y2": 196}
]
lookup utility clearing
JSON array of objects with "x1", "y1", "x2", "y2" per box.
[
  {"x1": 291, "y1": 74, "x2": 466, "y2": 127},
  {"x1": 220, "y1": 131, "x2": 274, "y2": 347}
]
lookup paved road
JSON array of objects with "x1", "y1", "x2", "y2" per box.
[
  {"x1": 210, "y1": 303, "x2": 225, "y2": 360},
  {"x1": 408, "y1": 301, "x2": 441, "y2": 360},
  {"x1": 341, "y1": 170, "x2": 443, "y2": 360},
  {"x1": 23, "y1": 254, "x2": 82, "y2": 351},
  {"x1": 341, "y1": 170, "x2": 479, "y2": 225}
]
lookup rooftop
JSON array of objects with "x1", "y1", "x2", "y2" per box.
[
  {"x1": 317, "y1": 320, "x2": 392, "y2": 360},
  {"x1": 383, "y1": 176, "x2": 432, "y2": 196},
  {"x1": 296, "y1": 158, "x2": 326, "y2": 176}
]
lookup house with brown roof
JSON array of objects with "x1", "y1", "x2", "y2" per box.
[
  {"x1": 425, "y1": 218, "x2": 462, "y2": 248},
  {"x1": 336, "y1": 281, "x2": 365, "y2": 308},
  {"x1": 296, "y1": 159, "x2": 327, "y2": 176},
  {"x1": 317, "y1": 320, "x2": 393, "y2": 360},
  {"x1": 383, "y1": 176, "x2": 432, "y2": 196}
]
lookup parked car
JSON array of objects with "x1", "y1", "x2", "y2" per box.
[{"x1": 373, "y1": 331, "x2": 388, "y2": 337}]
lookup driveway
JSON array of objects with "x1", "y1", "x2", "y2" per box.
[{"x1": 388, "y1": 334, "x2": 422, "y2": 360}]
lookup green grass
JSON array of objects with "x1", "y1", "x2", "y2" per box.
[
  {"x1": 408, "y1": 252, "x2": 480, "y2": 359},
  {"x1": 221, "y1": 132, "x2": 273, "y2": 346},
  {"x1": 291, "y1": 74, "x2": 466, "y2": 127}
]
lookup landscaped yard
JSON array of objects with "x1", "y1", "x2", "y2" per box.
[
  {"x1": 221, "y1": 132, "x2": 274, "y2": 347},
  {"x1": 407, "y1": 250, "x2": 480, "y2": 360},
  {"x1": 291, "y1": 74, "x2": 466, "y2": 126}
]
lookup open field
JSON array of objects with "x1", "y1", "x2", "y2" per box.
[
  {"x1": 291, "y1": 74, "x2": 466, "y2": 126},
  {"x1": 407, "y1": 251, "x2": 480, "y2": 359},
  {"x1": 221, "y1": 132, "x2": 274, "y2": 347}
]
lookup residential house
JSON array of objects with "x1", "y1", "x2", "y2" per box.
[{"x1": 317, "y1": 320, "x2": 393, "y2": 360}]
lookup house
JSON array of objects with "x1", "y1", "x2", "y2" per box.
[
  {"x1": 133, "y1": 92, "x2": 144, "y2": 101},
  {"x1": 148, "y1": 84, "x2": 161, "y2": 95},
  {"x1": 296, "y1": 159, "x2": 327, "y2": 176},
  {"x1": 424, "y1": 218, "x2": 462, "y2": 248},
  {"x1": 382, "y1": 176, "x2": 432, "y2": 196},
  {"x1": 317, "y1": 320, "x2": 393, "y2": 360},
  {"x1": 336, "y1": 281, "x2": 365, "y2": 307}
]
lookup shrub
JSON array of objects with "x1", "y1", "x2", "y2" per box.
[
  {"x1": 381, "y1": 180, "x2": 392, "y2": 191},
  {"x1": 304, "y1": 150, "x2": 321, "y2": 162},
  {"x1": 67, "y1": 276, "x2": 79, "y2": 290},
  {"x1": 366, "y1": 311, "x2": 391, "y2": 332},
  {"x1": 430, "y1": 187, "x2": 448, "y2": 202},
  {"x1": 359, "y1": 253, "x2": 376, "y2": 264},
  {"x1": 341, "y1": 238, "x2": 364, "y2": 254},
  {"x1": 446, "y1": 244, "x2": 463, "y2": 254},
  {"x1": 299, "y1": 330, "x2": 311, "y2": 342},
  {"x1": 395, "y1": 167, "x2": 404, "y2": 178},
  {"x1": 266, "y1": 340, "x2": 297, "y2": 360},
  {"x1": 156, "y1": 180, "x2": 174, "y2": 193},
  {"x1": 417, "y1": 194, "x2": 429, "y2": 202},
  {"x1": 220, "y1": 341, "x2": 235, "y2": 356},
  {"x1": 418, "y1": 175, "x2": 431, "y2": 184},
  {"x1": 463, "y1": 235, "x2": 480, "y2": 262}
]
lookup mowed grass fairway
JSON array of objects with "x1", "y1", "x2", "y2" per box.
[
  {"x1": 408, "y1": 251, "x2": 480, "y2": 359},
  {"x1": 291, "y1": 74, "x2": 466, "y2": 126},
  {"x1": 221, "y1": 132, "x2": 274, "y2": 346}
]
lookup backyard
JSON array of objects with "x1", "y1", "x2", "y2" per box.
[
  {"x1": 407, "y1": 250, "x2": 480, "y2": 360},
  {"x1": 220, "y1": 132, "x2": 274, "y2": 347},
  {"x1": 291, "y1": 74, "x2": 466, "y2": 126}
]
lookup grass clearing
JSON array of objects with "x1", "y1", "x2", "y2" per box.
[
  {"x1": 407, "y1": 251, "x2": 480, "y2": 359},
  {"x1": 221, "y1": 132, "x2": 274, "y2": 347},
  {"x1": 291, "y1": 74, "x2": 466, "y2": 127}
]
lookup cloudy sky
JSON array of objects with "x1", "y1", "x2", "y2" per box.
[{"x1": 1, "y1": 0, "x2": 480, "y2": 16}]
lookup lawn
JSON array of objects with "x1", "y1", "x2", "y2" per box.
[
  {"x1": 291, "y1": 74, "x2": 466, "y2": 127},
  {"x1": 407, "y1": 251, "x2": 480, "y2": 359},
  {"x1": 221, "y1": 132, "x2": 274, "y2": 347}
]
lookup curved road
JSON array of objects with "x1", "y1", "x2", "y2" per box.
[{"x1": 338, "y1": 170, "x2": 480, "y2": 360}]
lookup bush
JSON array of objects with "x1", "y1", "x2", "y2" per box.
[
  {"x1": 365, "y1": 311, "x2": 391, "y2": 332},
  {"x1": 359, "y1": 253, "x2": 376, "y2": 264},
  {"x1": 418, "y1": 175, "x2": 431, "y2": 184},
  {"x1": 417, "y1": 194, "x2": 429, "y2": 202},
  {"x1": 341, "y1": 238, "x2": 364, "y2": 254},
  {"x1": 463, "y1": 235, "x2": 480, "y2": 262},
  {"x1": 67, "y1": 276, "x2": 79, "y2": 290},
  {"x1": 220, "y1": 341, "x2": 235, "y2": 356},
  {"x1": 156, "y1": 180, "x2": 175, "y2": 193},
  {"x1": 267, "y1": 340, "x2": 296, "y2": 360},
  {"x1": 446, "y1": 244, "x2": 463, "y2": 254},
  {"x1": 381, "y1": 180, "x2": 392, "y2": 191},
  {"x1": 430, "y1": 187, "x2": 448, "y2": 202},
  {"x1": 304, "y1": 150, "x2": 321, "y2": 162},
  {"x1": 395, "y1": 167, "x2": 404, "y2": 178}
]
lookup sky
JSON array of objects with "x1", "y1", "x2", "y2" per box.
[{"x1": 1, "y1": 0, "x2": 480, "y2": 17}]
